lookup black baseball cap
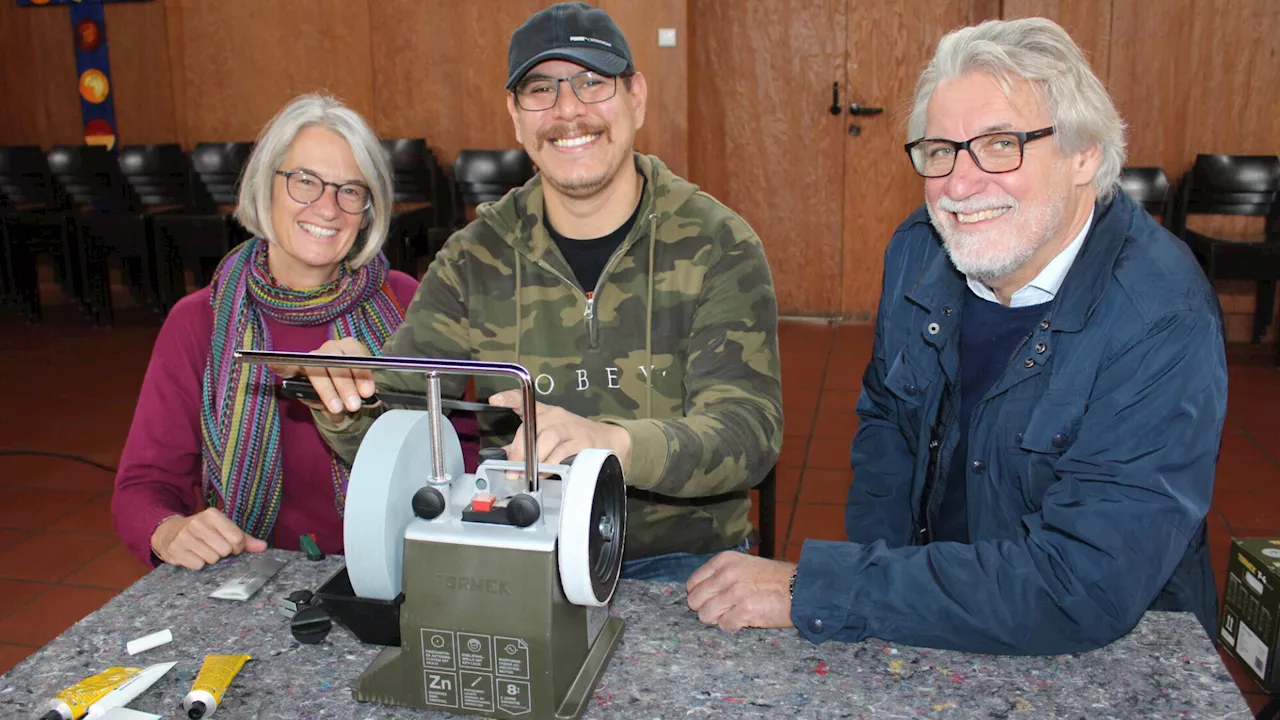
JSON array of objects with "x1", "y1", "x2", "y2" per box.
[{"x1": 506, "y1": 2, "x2": 634, "y2": 90}]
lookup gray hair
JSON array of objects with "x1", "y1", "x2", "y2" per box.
[
  {"x1": 235, "y1": 93, "x2": 393, "y2": 268},
  {"x1": 907, "y1": 18, "x2": 1126, "y2": 200}
]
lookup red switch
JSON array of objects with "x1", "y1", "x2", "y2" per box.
[{"x1": 472, "y1": 492, "x2": 497, "y2": 512}]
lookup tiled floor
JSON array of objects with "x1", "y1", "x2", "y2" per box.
[{"x1": 1, "y1": 301, "x2": 1277, "y2": 713}]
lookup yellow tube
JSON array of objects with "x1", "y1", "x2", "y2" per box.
[
  {"x1": 181, "y1": 654, "x2": 251, "y2": 719},
  {"x1": 41, "y1": 667, "x2": 142, "y2": 720}
]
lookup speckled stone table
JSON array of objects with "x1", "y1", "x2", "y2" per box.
[{"x1": 0, "y1": 550, "x2": 1251, "y2": 719}]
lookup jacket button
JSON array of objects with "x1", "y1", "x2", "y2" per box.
[
  {"x1": 1035, "y1": 341, "x2": 1047, "y2": 354},
  {"x1": 904, "y1": 383, "x2": 918, "y2": 395},
  {"x1": 1014, "y1": 432, "x2": 1024, "y2": 444},
  {"x1": 971, "y1": 460, "x2": 986, "y2": 474},
  {"x1": 1023, "y1": 357, "x2": 1035, "y2": 369},
  {"x1": 942, "y1": 306, "x2": 953, "y2": 316},
  {"x1": 1039, "y1": 319, "x2": 1050, "y2": 330},
  {"x1": 927, "y1": 322, "x2": 940, "y2": 335},
  {"x1": 1052, "y1": 433, "x2": 1068, "y2": 448},
  {"x1": 808, "y1": 618, "x2": 824, "y2": 634}
]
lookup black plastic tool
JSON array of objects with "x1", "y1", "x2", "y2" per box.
[
  {"x1": 291, "y1": 605, "x2": 333, "y2": 644},
  {"x1": 279, "y1": 376, "x2": 515, "y2": 413}
]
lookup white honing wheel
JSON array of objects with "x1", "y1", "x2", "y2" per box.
[
  {"x1": 559, "y1": 448, "x2": 625, "y2": 607},
  {"x1": 345, "y1": 409, "x2": 463, "y2": 600}
]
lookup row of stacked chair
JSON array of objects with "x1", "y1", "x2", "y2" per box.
[
  {"x1": 1119, "y1": 155, "x2": 1279, "y2": 363},
  {"x1": 0, "y1": 141, "x2": 535, "y2": 325}
]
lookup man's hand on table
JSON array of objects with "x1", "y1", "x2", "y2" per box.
[
  {"x1": 686, "y1": 552, "x2": 797, "y2": 633},
  {"x1": 489, "y1": 390, "x2": 632, "y2": 471},
  {"x1": 151, "y1": 508, "x2": 267, "y2": 570}
]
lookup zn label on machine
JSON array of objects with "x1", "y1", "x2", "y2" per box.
[{"x1": 421, "y1": 628, "x2": 533, "y2": 715}]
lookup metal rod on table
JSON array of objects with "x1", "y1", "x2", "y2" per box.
[{"x1": 233, "y1": 350, "x2": 540, "y2": 492}]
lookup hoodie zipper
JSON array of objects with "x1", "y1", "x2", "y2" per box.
[
  {"x1": 533, "y1": 242, "x2": 630, "y2": 352},
  {"x1": 919, "y1": 327, "x2": 1034, "y2": 544}
]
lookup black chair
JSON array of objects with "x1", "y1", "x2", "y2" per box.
[
  {"x1": 0, "y1": 145, "x2": 85, "y2": 321},
  {"x1": 453, "y1": 149, "x2": 535, "y2": 212},
  {"x1": 754, "y1": 466, "x2": 777, "y2": 559},
  {"x1": 47, "y1": 144, "x2": 146, "y2": 326},
  {"x1": 150, "y1": 142, "x2": 251, "y2": 297},
  {"x1": 382, "y1": 138, "x2": 450, "y2": 275},
  {"x1": 1168, "y1": 154, "x2": 1280, "y2": 354},
  {"x1": 119, "y1": 143, "x2": 224, "y2": 312},
  {"x1": 1118, "y1": 166, "x2": 1171, "y2": 222}
]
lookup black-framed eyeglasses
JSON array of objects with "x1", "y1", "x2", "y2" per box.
[
  {"x1": 513, "y1": 71, "x2": 618, "y2": 111},
  {"x1": 275, "y1": 170, "x2": 371, "y2": 214},
  {"x1": 904, "y1": 127, "x2": 1056, "y2": 178}
]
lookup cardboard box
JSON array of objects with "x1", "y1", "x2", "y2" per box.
[{"x1": 1219, "y1": 537, "x2": 1280, "y2": 692}]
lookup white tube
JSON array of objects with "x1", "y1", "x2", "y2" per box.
[
  {"x1": 84, "y1": 661, "x2": 177, "y2": 719},
  {"x1": 125, "y1": 629, "x2": 172, "y2": 655},
  {"x1": 95, "y1": 708, "x2": 162, "y2": 720}
]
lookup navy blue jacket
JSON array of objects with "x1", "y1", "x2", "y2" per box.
[{"x1": 791, "y1": 192, "x2": 1226, "y2": 655}]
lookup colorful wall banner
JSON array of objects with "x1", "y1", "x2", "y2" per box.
[{"x1": 17, "y1": 0, "x2": 151, "y2": 151}]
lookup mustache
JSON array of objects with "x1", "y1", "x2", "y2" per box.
[
  {"x1": 536, "y1": 121, "x2": 609, "y2": 147},
  {"x1": 934, "y1": 195, "x2": 1018, "y2": 214}
]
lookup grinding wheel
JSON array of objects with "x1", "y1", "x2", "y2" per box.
[
  {"x1": 558, "y1": 449, "x2": 626, "y2": 607},
  {"x1": 345, "y1": 409, "x2": 464, "y2": 601}
]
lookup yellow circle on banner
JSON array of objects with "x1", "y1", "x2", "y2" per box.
[
  {"x1": 79, "y1": 69, "x2": 110, "y2": 104},
  {"x1": 30, "y1": 0, "x2": 53, "y2": 5}
]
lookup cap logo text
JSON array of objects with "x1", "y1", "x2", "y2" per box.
[{"x1": 569, "y1": 35, "x2": 613, "y2": 48}]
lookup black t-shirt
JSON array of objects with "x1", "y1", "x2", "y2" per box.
[{"x1": 545, "y1": 182, "x2": 645, "y2": 295}]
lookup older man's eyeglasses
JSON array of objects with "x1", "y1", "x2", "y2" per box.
[
  {"x1": 275, "y1": 170, "x2": 371, "y2": 214},
  {"x1": 514, "y1": 71, "x2": 619, "y2": 111},
  {"x1": 905, "y1": 127, "x2": 1056, "y2": 178}
]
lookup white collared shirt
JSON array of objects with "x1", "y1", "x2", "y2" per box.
[{"x1": 966, "y1": 209, "x2": 1095, "y2": 308}]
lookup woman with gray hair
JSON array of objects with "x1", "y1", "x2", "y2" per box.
[{"x1": 111, "y1": 94, "x2": 420, "y2": 570}]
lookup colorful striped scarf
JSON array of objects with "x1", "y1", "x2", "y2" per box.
[{"x1": 200, "y1": 237, "x2": 405, "y2": 541}]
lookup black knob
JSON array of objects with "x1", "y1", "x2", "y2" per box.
[
  {"x1": 848, "y1": 103, "x2": 884, "y2": 116},
  {"x1": 291, "y1": 605, "x2": 332, "y2": 644},
  {"x1": 479, "y1": 446, "x2": 507, "y2": 462},
  {"x1": 412, "y1": 486, "x2": 447, "y2": 519},
  {"x1": 506, "y1": 494, "x2": 541, "y2": 527},
  {"x1": 287, "y1": 589, "x2": 314, "y2": 606}
]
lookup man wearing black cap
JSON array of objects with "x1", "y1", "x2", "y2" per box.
[{"x1": 308, "y1": 2, "x2": 783, "y2": 583}]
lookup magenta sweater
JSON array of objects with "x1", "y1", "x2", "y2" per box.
[{"x1": 112, "y1": 271, "x2": 477, "y2": 565}]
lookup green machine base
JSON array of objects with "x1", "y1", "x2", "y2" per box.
[{"x1": 353, "y1": 539, "x2": 624, "y2": 719}]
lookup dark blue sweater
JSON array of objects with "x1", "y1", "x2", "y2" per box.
[{"x1": 932, "y1": 291, "x2": 1050, "y2": 543}]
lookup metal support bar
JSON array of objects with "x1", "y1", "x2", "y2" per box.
[{"x1": 233, "y1": 350, "x2": 540, "y2": 492}]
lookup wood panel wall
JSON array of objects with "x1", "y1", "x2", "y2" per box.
[
  {"x1": 0, "y1": 1, "x2": 81, "y2": 147},
  {"x1": 0, "y1": 0, "x2": 688, "y2": 173},
  {"x1": 2, "y1": 0, "x2": 1277, "y2": 338},
  {"x1": 689, "y1": 0, "x2": 848, "y2": 315},
  {"x1": 165, "y1": 0, "x2": 376, "y2": 147}
]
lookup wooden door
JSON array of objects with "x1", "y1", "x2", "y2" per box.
[
  {"x1": 690, "y1": 0, "x2": 995, "y2": 318},
  {"x1": 689, "y1": 0, "x2": 848, "y2": 316},
  {"x1": 839, "y1": 0, "x2": 999, "y2": 319}
]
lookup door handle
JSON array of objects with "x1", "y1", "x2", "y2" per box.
[
  {"x1": 849, "y1": 103, "x2": 884, "y2": 117},
  {"x1": 830, "y1": 82, "x2": 842, "y2": 116}
]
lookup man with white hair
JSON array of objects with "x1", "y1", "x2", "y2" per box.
[{"x1": 685, "y1": 17, "x2": 1227, "y2": 654}]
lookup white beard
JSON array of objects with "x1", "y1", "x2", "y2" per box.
[{"x1": 926, "y1": 184, "x2": 1067, "y2": 285}]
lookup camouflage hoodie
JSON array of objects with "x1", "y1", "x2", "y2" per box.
[{"x1": 318, "y1": 153, "x2": 783, "y2": 559}]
